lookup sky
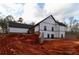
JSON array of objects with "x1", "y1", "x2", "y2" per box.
[{"x1": 0, "y1": 3, "x2": 79, "y2": 24}]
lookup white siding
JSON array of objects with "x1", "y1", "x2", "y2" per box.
[
  {"x1": 40, "y1": 23, "x2": 56, "y2": 31},
  {"x1": 59, "y1": 26, "x2": 66, "y2": 38},
  {"x1": 35, "y1": 26, "x2": 39, "y2": 32},
  {"x1": 60, "y1": 26, "x2": 66, "y2": 31},
  {"x1": 35, "y1": 16, "x2": 66, "y2": 39},
  {"x1": 43, "y1": 16, "x2": 56, "y2": 24},
  {"x1": 9, "y1": 27, "x2": 28, "y2": 33},
  {"x1": 40, "y1": 31, "x2": 58, "y2": 38},
  {"x1": 35, "y1": 16, "x2": 57, "y2": 39},
  {"x1": 39, "y1": 23, "x2": 57, "y2": 38},
  {"x1": 59, "y1": 32, "x2": 65, "y2": 38}
]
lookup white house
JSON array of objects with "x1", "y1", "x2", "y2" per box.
[
  {"x1": 7, "y1": 21, "x2": 33, "y2": 33},
  {"x1": 30, "y1": 15, "x2": 67, "y2": 39},
  {"x1": 6, "y1": 15, "x2": 67, "y2": 39}
]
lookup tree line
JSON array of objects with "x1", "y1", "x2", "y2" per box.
[
  {"x1": 0, "y1": 15, "x2": 79, "y2": 33},
  {"x1": 0, "y1": 15, "x2": 23, "y2": 33},
  {"x1": 64, "y1": 16, "x2": 79, "y2": 32}
]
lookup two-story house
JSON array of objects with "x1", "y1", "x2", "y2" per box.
[{"x1": 30, "y1": 15, "x2": 67, "y2": 39}]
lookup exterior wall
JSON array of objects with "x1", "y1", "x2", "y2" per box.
[
  {"x1": 35, "y1": 16, "x2": 58, "y2": 39},
  {"x1": 60, "y1": 26, "x2": 66, "y2": 32},
  {"x1": 42, "y1": 16, "x2": 56, "y2": 24},
  {"x1": 59, "y1": 26, "x2": 66, "y2": 38},
  {"x1": 54, "y1": 23, "x2": 60, "y2": 38},
  {"x1": 39, "y1": 31, "x2": 58, "y2": 38},
  {"x1": 39, "y1": 23, "x2": 57, "y2": 38},
  {"x1": 35, "y1": 16, "x2": 66, "y2": 39},
  {"x1": 59, "y1": 32, "x2": 65, "y2": 38},
  {"x1": 9, "y1": 27, "x2": 28, "y2": 33},
  {"x1": 35, "y1": 26, "x2": 39, "y2": 32}
]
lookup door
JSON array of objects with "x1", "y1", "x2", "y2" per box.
[
  {"x1": 51, "y1": 34, "x2": 54, "y2": 39},
  {"x1": 61, "y1": 34, "x2": 63, "y2": 38},
  {"x1": 47, "y1": 34, "x2": 50, "y2": 38}
]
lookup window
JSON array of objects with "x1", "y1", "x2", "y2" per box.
[
  {"x1": 44, "y1": 26, "x2": 47, "y2": 31},
  {"x1": 52, "y1": 27, "x2": 54, "y2": 31}
]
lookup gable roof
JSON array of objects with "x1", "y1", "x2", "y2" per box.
[
  {"x1": 34, "y1": 15, "x2": 67, "y2": 27},
  {"x1": 8, "y1": 21, "x2": 33, "y2": 29}
]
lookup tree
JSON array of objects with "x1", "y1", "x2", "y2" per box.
[
  {"x1": 18, "y1": 17, "x2": 23, "y2": 23},
  {"x1": 64, "y1": 16, "x2": 79, "y2": 32},
  {"x1": 4, "y1": 15, "x2": 16, "y2": 33},
  {"x1": 30, "y1": 22, "x2": 35, "y2": 25},
  {"x1": 0, "y1": 15, "x2": 16, "y2": 33},
  {"x1": 0, "y1": 18, "x2": 7, "y2": 33},
  {"x1": 5, "y1": 15, "x2": 15, "y2": 22},
  {"x1": 71, "y1": 23, "x2": 79, "y2": 32},
  {"x1": 69, "y1": 17, "x2": 75, "y2": 29}
]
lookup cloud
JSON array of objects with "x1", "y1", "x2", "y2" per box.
[
  {"x1": 22, "y1": 3, "x2": 37, "y2": 23},
  {"x1": 34, "y1": 3, "x2": 48, "y2": 19},
  {"x1": 0, "y1": 3, "x2": 69, "y2": 23},
  {"x1": 53, "y1": 3, "x2": 79, "y2": 22},
  {"x1": 33, "y1": 3, "x2": 68, "y2": 23},
  {"x1": 0, "y1": 3, "x2": 24, "y2": 20},
  {"x1": 0, "y1": 3, "x2": 79, "y2": 24}
]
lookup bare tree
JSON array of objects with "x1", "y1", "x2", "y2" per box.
[
  {"x1": 0, "y1": 17, "x2": 7, "y2": 33},
  {"x1": 64, "y1": 16, "x2": 79, "y2": 32},
  {"x1": 71, "y1": 22, "x2": 79, "y2": 32},
  {"x1": 69, "y1": 17, "x2": 74, "y2": 29},
  {"x1": 30, "y1": 22, "x2": 35, "y2": 25}
]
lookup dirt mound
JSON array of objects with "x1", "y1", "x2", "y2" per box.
[{"x1": 0, "y1": 34, "x2": 79, "y2": 55}]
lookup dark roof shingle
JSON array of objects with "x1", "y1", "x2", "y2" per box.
[{"x1": 8, "y1": 21, "x2": 33, "y2": 28}]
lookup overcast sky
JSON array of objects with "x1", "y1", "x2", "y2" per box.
[{"x1": 0, "y1": 3, "x2": 79, "y2": 24}]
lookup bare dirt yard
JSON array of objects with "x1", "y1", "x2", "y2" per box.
[{"x1": 0, "y1": 34, "x2": 79, "y2": 55}]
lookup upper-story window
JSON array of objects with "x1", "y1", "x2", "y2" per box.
[
  {"x1": 44, "y1": 26, "x2": 47, "y2": 31},
  {"x1": 52, "y1": 27, "x2": 54, "y2": 31}
]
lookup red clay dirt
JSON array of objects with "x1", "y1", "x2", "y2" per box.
[{"x1": 0, "y1": 34, "x2": 79, "y2": 55}]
